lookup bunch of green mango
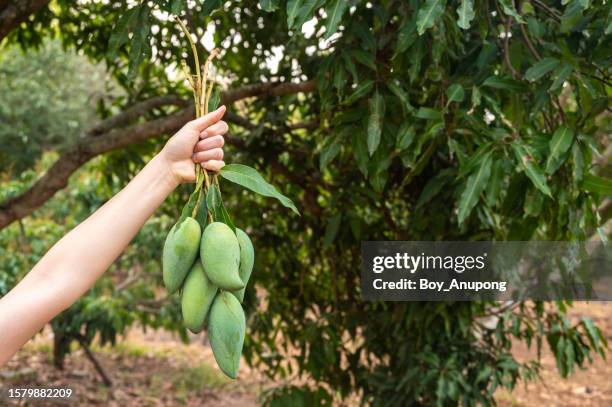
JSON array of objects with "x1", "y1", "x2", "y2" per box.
[{"x1": 162, "y1": 217, "x2": 254, "y2": 379}]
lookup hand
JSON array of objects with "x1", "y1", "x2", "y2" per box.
[{"x1": 160, "y1": 105, "x2": 228, "y2": 184}]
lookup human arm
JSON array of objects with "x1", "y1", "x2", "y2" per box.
[{"x1": 0, "y1": 105, "x2": 228, "y2": 365}]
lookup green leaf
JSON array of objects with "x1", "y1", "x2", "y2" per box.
[
  {"x1": 127, "y1": 5, "x2": 151, "y2": 81},
  {"x1": 323, "y1": 213, "x2": 342, "y2": 248},
  {"x1": 349, "y1": 49, "x2": 376, "y2": 70},
  {"x1": 446, "y1": 84, "x2": 465, "y2": 105},
  {"x1": 367, "y1": 90, "x2": 385, "y2": 155},
  {"x1": 293, "y1": 0, "x2": 321, "y2": 29},
  {"x1": 457, "y1": 152, "x2": 493, "y2": 223},
  {"x1": 194, "y1": 188, "x2": 208, "y2": 226},
  {"x1": 106, "y1": 7, "x2": 140, "y2": 59},
  {"x1": 220, "y1": 164, "x2": 300, "y2": 214},
  {"x1": 456, "y1": 0, "x2": 475, "y2": 30},
  {"x1": 550, "y1": 63, "x2": 573, "y2": 91},
  {"x1": 511, "y1": 143, "x2": 552, "y2": 197},
  {"x1": 483, "y1": 76, "x2": 528, "y2": 92},
  {"x1": 202, "y1": 0, "x2": 221, "y2": 15},
  {"x1": 416, "y1": 0, "x2": 445, "y2": 35},
  {"x1": 180, "y1": 187, "x2": 201, "y2": 221},
  {"x1": 416, "y1": 107, "x2": 442, "y2": 120},
  {"x1": 287, "y1": 0, "x2": 303, "y2": 28},
  {"x1": 581, "y1": 174, "x2": 612, "y2": 196},
  {"x1": 396, "y1": 123, "x2": 415, "y2": 151},
  {"x1": 324, "y1": 0, "x2": 349, "y2": 39},
  {"x1": 386, "y1": 81, "x2": 413, "y2": 113},
  {"x1": 259, "y1": 0, "x2": 279, "y2": 12},
  {"x1": 485, "y1": 159, "x2": 504, "y2": 207},
  {"x1": 416, "y1": 169, "x2": 454, "y2": 208},
  {"x1": 320, "y1": 135, "x2": 341, "y2": 171},
  {"x1": 498, "y1": 0, "x2": 526, "y2": 23},
  {"x1": 206, "y1": 183, "x2": 235, "y2": 231},
  {"x1": 545, "y1": 126, "x2": 574, "y2": 175},
  {"x1": 525, "y1": 57, "x2": 560, "y2": 82},
  {"x1": 395, "y1": 19, "x2": 417, "y2": 55},
  {"x1": 207, "y1": 88, "x2": 221, "y2": 113},
  {"x1": 352, "y1": 131, "x2": 369, "y2": 176},
  {"x1": 343, "y1": 80, "x2": 374, "y2": 105}
]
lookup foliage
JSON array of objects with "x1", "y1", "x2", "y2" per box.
[
  {"x1": 2, "y1": 0, "x2": 611, "y2": 405},
  {"x1": 0, "y1": 41, "x2": 109, "y2": 173}
]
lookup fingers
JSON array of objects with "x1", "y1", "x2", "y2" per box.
[
  {"x1": 194, "y1": 135, "x2": 225, "y2": 153},
  {"x1": 201, "y1": 160, "x2": 225, "y2": 172},
  {"x1": 193, "y1": 147, "x2": 224, "y2": 163},
  {"x1": 189, "y1": 105, "x2": 226, "y2": 131},
  {"x1": 200, "y1": 120, "x2": 228, "y2": 139}
]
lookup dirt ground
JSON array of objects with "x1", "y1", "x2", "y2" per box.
[{"x1": 0, "y1": 302, "x2": 610, "y2": 406}]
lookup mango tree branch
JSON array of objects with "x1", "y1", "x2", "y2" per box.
[
  {"x1": 0, "y1": 0, "x2": 49, "y2": 42},
  {"x1": 0, "y1": 80, "x2": 316, "y2": 230}
]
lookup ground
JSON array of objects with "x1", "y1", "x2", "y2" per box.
[{"x1": 1, "y1": 302, "x2": 610, "y2": 406}]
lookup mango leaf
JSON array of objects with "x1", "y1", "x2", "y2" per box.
[
  {"x1": 456, "y1": 0, "x2": 475, "y2": 29},
  {"x1": 127, "y1": 5, "x2": 151, "y2": 81},
  {"x1": 343, "y1": 80, "x2": 374, "y2": 105},
  {"x1": 457, "y1": 152, "x2": 493, "y2": 224},
  {"x1": 485, "y1": 159, "x2": 504, "y2": 207},
  {"x1": 416, "y1": 0, "x2": 445, "y2": 35},
  {"x1": 416, "y1": 169, "x2": 454, "y2": 208},
  {"x1": 483, "y1": 76, "x2": 528, "y2": 92},
  {"x1": 202, "y1": 0, "x2": 221, "y2": 15},
  {"x1": 180, "y1": 186, "x2": 201, "y2": 221},
  {"x1": 287, "y1": 0, "x2": 303, "y2": 28},
  {"x1": 293, "y1": 0, "x2": 321, "y2": 30},
  {"x1": 219, "y1": 164, "x2": 299, "y2": 215},
  {"x1": 323, "y1": 213, "x2": 342, "y2": 248},
  {"x1": 206, "y1": 183, "x2": 236, "y2": 231},
  {"x1": 367, "y1": 90, "x2": 385, "y2": 155},
  {"x1": 511, "y1": 143, "x2": 552, "y2": 197},
  {"x1": 446, "y1": 84, "x2": 465, "y2": 105},
  {"x1": 350, "y1": 49, "x2": 376, "y2": 70},
  {"x1": 259, "y1": 0, "x2": 279, "y2": 12},
  {"x1": 320, "y1": 134, "x2": 341, "y2": 171},
  {"x1": 396, "y1": 123, "x2": 415, "y2": 151},
  {"x1": 395, "y1": 19, "x2": 417, "y2": 54},
  {"x1": 386, "y1": 81, "x2": 413, "y2": 113},
  {"x1": 498, "y1": 0, "x2": 526, "y2": 23},
  {"x1": 581, "y1": 174, "x2": 612, "y2": 196},
  {"x1": 352, "y1": 131, "x2": 369, "y2": 176},
  {"x1": 525, "y1": 57, "x2": 560, "y2": 82},
  {"x1": 416, "y1": 107, "x2": 442, "y2": 120},
  {"x1": 550, "y1": 63, "x2": 573, "y2": 91},
  {"x1": 106, "y1": 7, "x2": 140, "y2": 59},
  {"x1": 194, "y1": 188, "x2": 208, "y2": 226},
  {"x1": 207, "y1": 87, "x2": 221, "y2": 113},
  {"x1": 324, "y1": 0, "x2": 349, "y2": 39},
  {"x1": 545, "y1": 126, "x2": 574, "y2": 175}
]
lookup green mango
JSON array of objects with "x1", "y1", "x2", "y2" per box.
[
  {"x1": 162, "y1": 217, "x2": 201, "y2": 294},
  {"x1": 181, "y1": 261, "x2": 218, "y2": 333},
  {"x1": 231, "y1": 228, "x2": 254, "y2": 303},
  {"x1": 208, "y1": 291, "x2": 245, "y2": 379},
  {"x1": 200, "y1": 222, "x2": 243, "y2": 290}
]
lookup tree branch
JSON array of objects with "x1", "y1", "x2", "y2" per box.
[
  {"x1": 0, "y1": 80, "x2": 317, "y2": 229},
  {"x1": 0, "y1": 0, "x2": 49, "y2": 42}
]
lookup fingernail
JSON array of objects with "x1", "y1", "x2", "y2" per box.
[{"x1": 217, "y1": 105, "x2": 226, "y2": 112}]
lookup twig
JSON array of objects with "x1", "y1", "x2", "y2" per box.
[{"x1": 76, "y1": 336, "x2": 113, "y2": 387}]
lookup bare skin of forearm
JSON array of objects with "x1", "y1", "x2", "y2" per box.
[{"x1": 0, "y1": 154, "x2": 177, "y2": 363}]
